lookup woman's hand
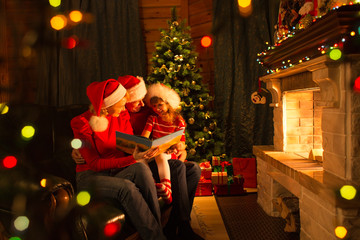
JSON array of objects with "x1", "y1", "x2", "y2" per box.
[
  {"x1": 72, "y1": 149, "x2": 85, "y2": 164},
  {"x1": 133, "y1": 145, "x2": 159, "y2": 162}
]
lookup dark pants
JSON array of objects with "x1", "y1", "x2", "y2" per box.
[
  {"x1": 149, "y1": 160, "x2": 201, "y2": 226},
  {"x1": 76, "y1": 162, "x2": 166, "y2": 240}
]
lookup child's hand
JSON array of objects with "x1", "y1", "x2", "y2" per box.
[{"x1": 133, "y1": 145, "x2": 159, "y2": 162}]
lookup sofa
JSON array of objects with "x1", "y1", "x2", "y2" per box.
[{"x1": 0, "y1": 103, "x2": 171, "y2": 240}]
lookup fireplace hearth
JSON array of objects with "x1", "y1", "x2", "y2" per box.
[{"x1": 253, "y1": 6, "x2": 360, "y2": 240}]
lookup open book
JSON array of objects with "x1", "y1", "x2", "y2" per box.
[{"x1": 116, "y1": 129, "x2": 184, "y2": 154}]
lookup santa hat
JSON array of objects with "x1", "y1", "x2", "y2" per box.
[
  {"x1": 86, "y1": 79, "x2": 126, "y2": 132},
  {"x1": 117, "y1": 75, "x2": 147, "y2": 102},
  {"x1": 145, "y1": 83, "x2": 180, "y2": 110}
]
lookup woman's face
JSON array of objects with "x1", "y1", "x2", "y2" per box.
[{"x1": 106, "y1": 96, "x2": 127, "y2": 117}]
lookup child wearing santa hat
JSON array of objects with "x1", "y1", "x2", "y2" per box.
[
  {"x1": 141, "y1": 83, "x2": 186, "y2": 204},
  {"x1": 71, "y1": 79, "x2": 165, "y2": 240}
]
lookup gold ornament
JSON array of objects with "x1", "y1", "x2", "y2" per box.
[
  {"x1": 189, "y1": 148, "x2": 196, "y2": 155},
  {"x1": 199, "y1": 104, "x2": 204, "y2": 110},
  {"x1": 192, "y1": 81, "x2": 196, "y2": 85},
  {"x1": 188, "y1": 118, "x2": 195, "y2": 124},
  {"x1": 198, "y1": 138, "x2": 205, "y2": 145},
  {"x1": 203, "y1": 127, "x2": 208, "y2": 132},
  {"x1": 209, "y1": 122, "x2": 216, "y2": 130}
]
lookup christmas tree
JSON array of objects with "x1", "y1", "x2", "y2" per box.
[{"x1": 147, "y1": 7, "x2": 226, "y2": 163}]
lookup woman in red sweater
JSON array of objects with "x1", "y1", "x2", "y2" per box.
[{"x1": 71, "y1": 79, "x2": 165, "y2": 240}]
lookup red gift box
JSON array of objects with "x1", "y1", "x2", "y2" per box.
[
  {"x1": 195, "y1": 179, "x2": 213, "y2": 196},
  {"x1": 212, "y1": 156, "x2": 221, "y2": 166},
  {"x1": 199, "y1": 161, "x2": 212, "y2": 179},
  {"x1": 213, "y1": 183, "x2": 246, "y2": 196},
  {"x1": 232, "y1": 158, "x2": 257, "y2": 188}
]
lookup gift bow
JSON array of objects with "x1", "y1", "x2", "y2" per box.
[{"x1": 200, "y1": 161, "x2": 211, "y2": 168}]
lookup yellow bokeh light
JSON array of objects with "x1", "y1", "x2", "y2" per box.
[
  {"x1": 71, "y1": 138, "x2": 82, "y2": 149},
  {"x1": 69, "y1": 11, "x2": 83, "y2": 23},
  {"x1": 0, "y1": 103, "x2": 9, "y2": 114},
  {"x1": 40, "y1": 179, "x2": 47, "y2": 188},
  {"x1": 77, "y1": 191, "x2": 91, "y2": 206},
  {"x1": 50, "y1": 15, "x2": 67, "y2": 30},
  {"x1": 49, "y1": 0, "x2": 61, "y2": 7},
  {"x1": 329, "y1": 49, "x2": 342, "y2": 60},
  {"x1": 14, "y1": 216, "x2": 29, "y2": 231},
  {"x1": 238, "y1": 0, "x2": 251, "y2": 8},
  {"x1": 21, "y1": 125, "x2": 35, "y2": 139},
  {"x1": 335, "y1": 226, "x2": 347, "y2": 239},
  {"x1": 340, "y1": 185, "x2": 357, "y2": 200}
]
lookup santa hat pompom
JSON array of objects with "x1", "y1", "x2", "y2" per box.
[
  {"x1": 117, "y1": 75, "x2": 147, "y2": 102},
  {"x1": 89, "y1": 115, "x2": 109, "y2": 132},
  {"x1": 145, "y1": 83, "x2": 180, "y2": 110}
]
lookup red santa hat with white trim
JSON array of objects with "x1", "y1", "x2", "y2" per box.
[
  {"x1": 145, "y1": 83, "x2": 181, "y2": 110},
  {"x1": 86, "y1": 79, "x2": 127, "y2": 132},
  {"x1": 117, "y1": 75, "x2": 147, "y2": 102}
]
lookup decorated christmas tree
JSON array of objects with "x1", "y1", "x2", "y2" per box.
[{"x1": 147, "y1": 7, "x2": 226, "y2": 163}]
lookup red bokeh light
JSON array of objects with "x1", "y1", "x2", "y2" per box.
[
  {"x1": 62, "y1": 37, "x2": 77, "y2": 49},
  {"x1": 104, "y1": 222, "x2": 121, "y2": 237},
  {"x1": 201, "y1": 36, "x2": 212, "y2": 48},
  {"x1": 354, "y1": 76, "x2": 360, "y2": 92},
  {"x1": 3, "y1": 156, "x2": 17, "y2": 168}
]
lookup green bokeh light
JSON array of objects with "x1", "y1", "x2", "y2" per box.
[
  {"x1": 14, "y1": 216, "x2": 29, "y2": 231},
  {"x1": 77, "y1": 191, "x2": 91, "y2": 206},
  {"x1": 49, "y1": 0, "x2": 61, "y2": 7},
  {"x1": 340, "y1": 185, "x2": 357, "y2": 200},
  {"x1": 21, "y1": 125, "x2": 35, "y2": 139},
  {"x1": 71, "y1": 138, "x2": 82, "y2": 149},
  {"x1": 9, "y1": 237, "x2": 21, "y2": 240},
  {"x1": 329, "y1": 49, "x2": 342, "y2": 60}
]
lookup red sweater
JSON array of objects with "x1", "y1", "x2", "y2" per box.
[{"x1": 71, "y1": 110, "x2": 136, "y2": 172}]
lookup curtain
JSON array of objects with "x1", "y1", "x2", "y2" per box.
[
  {"x1": 212, "y1": 0, "x2": 279, "y2": 158},
  {"x1": 37, "y1": 0, "x2": 146, "y2": 106}
]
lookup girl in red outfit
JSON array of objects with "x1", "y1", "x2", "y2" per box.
[{"x1": 141, "y1": 83, "x2": 186, "y2": 204}]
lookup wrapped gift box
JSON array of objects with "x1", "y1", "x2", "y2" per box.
[
  {"x1": 211, "y1": 172, "x2": 228, "y2": 185},
  {"x1": 213, "y1": 183, "x2": 247, "y2": 196},
  {"x1": 212, "y1": 156, "x2": 221, "y2": 166},
  {"x1": 232, "y1": 158, "x2": 257, "y2": 188},
  {"x1": 199, "y1": 161, "x2": 212, "y2": 179},
  {"x1": 195, "y1": 179, "x2": 213, "y2": 196}
]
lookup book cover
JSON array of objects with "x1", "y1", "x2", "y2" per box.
[{"x1": 116, "y1": 129, "x2": 184, "y2": 154}]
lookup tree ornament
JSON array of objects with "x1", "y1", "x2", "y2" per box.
[
  {"x1": 192, "y1": 81, "x2": 196, "y2": 85},
  {"x1": 199, "y1": 104, "x2": 204, "y2": 110},
  {"x1": 198, "y1": 138, "x2": 205, "y2": 145},
  {"x1": 203, "y1": 127, "x2": 208, "y2": 132},
  {"x1": 209, "y1": 122, "x2": 216, "y2": 130},
  {"x1": 188, "y1": 118, "x2": 195, "y2": 124},
  {"x1": 173, "y1": 21, "x2": 179, "y2": 26},
  {"x1": 189, "y1": 148, "x2": 196, "y2": 155}
]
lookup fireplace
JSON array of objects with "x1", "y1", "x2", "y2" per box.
[{"x1": 253, "y1": 6, "x2": 360, "y2": 240}]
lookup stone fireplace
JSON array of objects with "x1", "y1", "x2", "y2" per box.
[{"x1": 253, "y1": 6, "x2": 360, "y2": 240}]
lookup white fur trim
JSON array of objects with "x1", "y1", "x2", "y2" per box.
[
  {"x1": 127, "y1": 76, "x2": 147, "y2": 102},
  {"x1": 145, "y1": 83, "x2": 180, "y2": 109},
  {"x1": 102, "y1": 84, "x2": 126, "y2": 109},
  {"x1": 89, "y1": 116, "x2": 109, "y2": 132}
]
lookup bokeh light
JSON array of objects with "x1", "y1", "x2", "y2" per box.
[
  {"x1": 3, "y1": 156, "x2": 17, "y2": 168},
  {"x1": 340, "y1": 185, "x2": 357, "y2": 200},
  {"x1": 14, "y1": 216, "x2": 30, "y2": 231},
  {"x1": 21, "y1": 125, "x2": 35, "y2": 140},
  {"x1": 201, "y1": 36, "x2": 212, "y2": 48},
  {"x1": 71, "y1": 138, "x2": 82, "y2": 149},
  {"x1": 335, "y1": 226, "x2": 347, "y2": 239},
  {"x1": 351, "y1": 31, "x2": 356, "y2": 36},
  {"x1": 0, "y1": 103, "x2": 9, "y2": 114},
  {"x1": 69, "y1": 10, "x2": 83, "y2": 23},
  {"x1": 62, "y1": 37, "x2": 77, "y2": 49},
  {"x1": 354, "y1": 76, "x2": 360, "y2": 92},
  {"x1": 40, "y1": 179, "x2": 47, "y2": 188},
  {"x1": 104, "y1": 222, "x2": 121, "y2": 237},
  {"x1": 50, "y1": 15, "x2": 67, "y2": 30},
  {"x1": 329, "y1": 49, "x2": 342, "y2": 60},
  {"x1": 77, "y1": 191, "x2": 91, "y2": 206},
  {"x1": 238, "y1": 2, "x2": 253, "y2": 17},
  {"x1": 238, "y1": 0, "x2": 251, "y2": 7},
  {"x1": 9, "y1": 237, "x2": 21, "y2": 240},
  {"x1": 49, "y1": 0, "x2": 61, "y2": 7}
]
